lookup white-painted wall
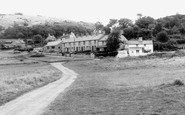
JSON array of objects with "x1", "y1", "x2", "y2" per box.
[
  {"x1": 44, "y1": 43, "x2": 62, "y2": 52},
  {"x1": 126, "y1": 44, "x2": 153, "y2": 56},
  {"x1": 116, "y1": 50, "x2": 128, "y2": 58}
]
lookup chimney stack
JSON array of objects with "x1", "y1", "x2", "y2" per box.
[{"x1": 138, "y1": 37, "x2": 143, "y2": 42}]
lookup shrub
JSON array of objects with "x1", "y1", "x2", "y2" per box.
[
  {"x1": 106, "y1": 31, "x2": 120, "y2": 52},
  {"x1": 156, "y1": 31, "x2": 169, "y2": 43},
  {"x1": 176, "y1": 39, "x2": 185, "y2": 44},
  {"x1": 172, "y1": 80, "x2": 184, "y2": 86},
  {"x1": 154, "y1": 40, "x2": 178, "y2": 51}
]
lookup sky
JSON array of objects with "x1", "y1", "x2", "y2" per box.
[{"x1": 1, "y1": 0, "x2": 185, "y2": 25}]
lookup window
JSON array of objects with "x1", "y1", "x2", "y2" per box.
[
  {"x1": 78, "y1": 42, "x2": 80, "y2": 45},
  {"x1": 58, "y1": 47, "x2": 60, "y2": 49},
  {"x1": 94, "y1": 40, "x2": 96, "y2": 44},
  {"x1": 51, "y1": 46, "x2": 55, "y2": 49},
  {"x1": 144, "y1": 44, "x2": 146, "y2": 46},
  {"x1": 102, "y1": 41, "x2": 104, "y2": 45},
  {"x1": 83, "y1": 41, "x2": 85, "y2": 45},
  {"x1": 89, "y1": 41, "x2": 91, "y2": 45},
  {"x1": 63, "y1": 43, "x2": 65, "y2": 47},
  {"x1": 136, "y1": 44, "x2": 138, "y2": 47},
  {"x1": 136, "y1": 50, "x2": 139, "y2": 53}
]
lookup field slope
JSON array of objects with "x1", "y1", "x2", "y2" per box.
[{"x1": 43, "y1": 56, "x2": 185, "y2": 115}]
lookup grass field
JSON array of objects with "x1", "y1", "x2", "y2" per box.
[
  {"x1": 43, "y1": 56, "x2": 185, "y2": 115},
  {"x1": 0, "y1": 63, "x2": 63, "y2": 106},
  {"x1": 0, "y1": 50, "x2": 64, "y2": 106}
]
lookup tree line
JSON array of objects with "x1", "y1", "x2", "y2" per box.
[
  {"x1": 96, "y1": 14, "x2": 185, "y2": 51},
  {"x1": 0, "y1": 21, "x2": 94, "y2": 40}
]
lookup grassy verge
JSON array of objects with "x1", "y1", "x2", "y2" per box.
[
  {"x1": 43, "y1": 56, "x2": 185, "y2": 115},
  {"x1": 0, "y1": 63, "x2": 62, "y2": 106}
]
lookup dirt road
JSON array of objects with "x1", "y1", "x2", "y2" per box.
[{"x1": 0, "y1": 63, "x2": 77, "y2": 115}]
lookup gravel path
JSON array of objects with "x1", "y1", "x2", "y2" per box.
[{"x1": 0, "y1": 63, "x2": 77, "y2": 115}]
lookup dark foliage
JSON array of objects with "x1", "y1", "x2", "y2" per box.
[
  {"x1": 156, "y1": 31, "x2": 169, "y2": 43},
  {"x1": 135, "y1": 16, "x2": 155, "y2": 29},
  {"x1": 103, "y1": 27, "x2": 111, "y2": 35},
  {"x1": 176, "y1": 39, "x2": 185, "y2": 44},
  {"x1": 154, "y1": 40, "x2": 178, "y2": 51},
  {"x1": 138, "y1": 28, "x2": 152, "y2": 40},
  {"x1": 152, "y1": 23, "x2": 163, "y2": 36},
  {"x1": 123, "y1": 26, "x2": 139, "y2": 40},
  {"x1": 172, "y1": 80, "x2": 184, "y2": 86},
  {"x1": 106, "y1": 31, "x2": 120, "y2": 52}
]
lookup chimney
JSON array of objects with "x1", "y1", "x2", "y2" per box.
[{"x1": 138, "y1": 37, "x2": 143, "y2": 42}]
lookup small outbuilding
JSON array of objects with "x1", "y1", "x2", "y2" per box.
[{"x1": 44, "y1": 40, "x2": 62, "y2": 52}]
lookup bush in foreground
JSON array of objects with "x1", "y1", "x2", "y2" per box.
[{"x1": 172, "y1": 80, "x2": 184, "y2": 86}]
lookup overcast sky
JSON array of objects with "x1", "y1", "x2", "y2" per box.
[{"x1": 1, "y1": 0, "x2": 185, "y2": 25}]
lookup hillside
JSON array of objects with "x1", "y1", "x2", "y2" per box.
[
  {"x1": 0, "y1": 13, "x2": 95, "y2": 40},
  {"x1": 0, "y1": 13, "x2": 94, "y2": 30}
]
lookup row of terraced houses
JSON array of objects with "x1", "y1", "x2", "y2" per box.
[
  {"x1": 44, "y1": 32, "x2": 154, "y2": 56},
  {"x1": 44, "y1": 33, "x2": 115, "y2": 53}
]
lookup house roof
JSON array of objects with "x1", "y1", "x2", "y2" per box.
[
  {"x1": 99, "y1": 35, "x2": 128, "y2": 42},
  {"x1": 62, "y1": 34, "x2": 106, "y2": 43},
  {"x1": 127, "y1": 40, "x2": 153, "y2": 45},
  {"x1": 99, "y1": 35, "x2": 108, "y2": 41},
  {"x1": 46, "y1": 40, "x2": 62, "y2": 46},
  {"x1": 120, "y1": 35, "x2": 128, "y2": 42}
]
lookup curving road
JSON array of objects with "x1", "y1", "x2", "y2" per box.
[{"x1": 0, "y1": 63, "x2": 77, "y2": 115}]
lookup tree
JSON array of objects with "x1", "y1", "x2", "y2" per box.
[
  {"x1": 31, "y1": 25, "x2": 55, "y2": 38},
  {"x1": 152, "y1": 23, "x2": 163, "y2": 36},
  {"x1": 118, "y1": 18, "x2": 133, "y2": 29},
  {"x1": 32, "y1": 34, "x2": 44, "y2": 46},
  {"x1": 172, "y1": 26, "x2": 180, "y2": 34},
  {"x1": 123, "y1": 26, "x2": 139, "y2": 40},
  {"x1": 135, "y1": 16, "x2": 155, "y2": 29},
  {"x1": 95, "y1": 22, "x2": 104, "y2": 31},
  {"x1": 107, "y1": 19, "x2": 118, "y2": 27},
  {"x1": 137, "y1": 13, "x2": 143, "y2": 19},
  {"x1": 106, "y1": 31, "x2": 120, "y2": 52},
  {"x1": 138, "y1": 28, "x2": 152, "y2": 40},
  {"x1": 156, "y1": 31, "x2": 169, "y2": 43},
  {"x1": 0, "y1": 25, "x2": 4, "y2": 32},
  {"x1": 103, "y1": 26, "x2": 111, "y2": 35}
]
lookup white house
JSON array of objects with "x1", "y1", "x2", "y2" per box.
[{"x1": 125, "y1": 37, "x2": 153, "y2": 56}]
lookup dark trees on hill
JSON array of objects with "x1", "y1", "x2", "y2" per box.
[
  {"x1": 118, "y1": 18, "x2": 133, "y2": 29},
  {"x1": 135, "y1": 16, "x2": 155, "y2": 29},
  {"x1": 95, "y1": 22, "x2": 104, "y2": 31},
  {"x1": 156, "y1": 31, "x2": 169, "y2": 43},
  {"x1": 123, "y1": 26, "x2": 139, "y2": 40},
  {"x1": 152, "y1": 23, "x2": 163, "y2": 36},
  {"x1": 107, "y1": 19, "x2": 118, "y2": 27},
  {"x1": 0, "y1": 22, "x2": 94, "y2": 40},
  {"x1": 103, "y1": 26, "x2": 111, "y2": 35},
  {"x1": 32, "y1": 34, "x2": 44, "y2": 46}
]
